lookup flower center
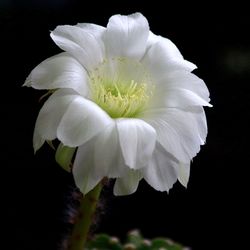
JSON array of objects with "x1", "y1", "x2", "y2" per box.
[{"x1": 89, "y1": 58, "x2": 153, "y2": 118}]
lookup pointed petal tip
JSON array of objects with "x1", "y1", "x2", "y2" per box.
[
  {"x1": 33, "y1": 145, "x2": 40, "y2": 154},
  {"x1": 23, "y1": 76, "x2": 32, "y2": 87},
  {"x1": 178, "y1": 178, "x2": 189, "y2": 188},
  {"x1": 177, "y1": 162, "x2": 190, "y2": 187},
  {"x1": 33, "y1": 132, "x2": 45, "y2": 154},
  {"x1": 182, "y1": 60, "x2": 197, "y2": 72},
  {"x1": 113, "y1": 170, "x2": 141, "y2": 196},
  {"x1": 113, "y1": 184, "x2": 137, "y2": 196},
  {"x1": 50, "y1": 30, "x2": 55, "y2": 38},
  {"x1": 203, "y1": 100, "x2": 212, "y2": 108},
  {"x1": 33, "y1": 143, "x2": 42, "y2": 154},
  {"x1": 74, "y1": 177, "x2": 99, "y2": 196}
]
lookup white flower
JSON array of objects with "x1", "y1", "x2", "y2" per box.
[{"x1": 24, "y1": 13, "x2": 212, "y2": 195}]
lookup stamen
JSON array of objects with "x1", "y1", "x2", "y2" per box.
[{"x1": 89, "y1": 58, "x2": 153, "y2": 118}]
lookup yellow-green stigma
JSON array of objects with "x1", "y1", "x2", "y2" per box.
[{"x1": 90, "y1": 59, "x2": 153, "y2": 118}]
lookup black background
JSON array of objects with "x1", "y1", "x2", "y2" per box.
[{"x1": 1, "y1": 1, "x2": 249, "y2": 249}]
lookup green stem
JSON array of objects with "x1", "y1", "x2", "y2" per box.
[{"x1": 68, "y1": 183, "x2": 103, "y2": 250}]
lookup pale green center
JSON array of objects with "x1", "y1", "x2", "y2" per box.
[{"x1": 89, "y1": 58, "x2": 153, "y2": 118}]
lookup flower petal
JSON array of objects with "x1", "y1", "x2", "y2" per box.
[
  {"x1": 142, "y1": 107, "x2": 207, "y2": 163},
  {"x1": 177, "y1": 162, "x2": 190, "y2": 187},
  {"x1": 142, "y1": 142, "x2": 178, "y2": 192},
  {"x1": 142, "y1": 32, "x2": 196, "y2": 80},
  {"x1": 72, "y1": 140, "x2": 102, "y2": 194},
  {"x1": 33, "y1": 131, "x2": 45, "y2": 153},
  {"x1": 104, "y1": 13, "x2": 149, "y2": 60},
  {"x1": 76, "y1": 23, "x2": 105, "y2": 40},
  {"x1": 33, "y1": 89, "x2": 78, "y2": 152},
  {"x1": 73, "y1": 123, "x2": 126, "y2": 195},
  {"x1": 72, "y1": 123, "x2": 129, "y2": 195},
  {"x1": 114, "y1": 169, "x2": 142, "y2": 196},
  {"x1": 157, "y1": 71, "x2": 211, "y2": 102},
  {"x1": 187, "y1": 106, "x2": 208, "y2": 144},
  {"x1": 57, "y1": 96, "x2": 113, "y2": 147},
  {"x1": 116, "y1": 118, "x2": 156, "y2": 169},
  {"x1": 150, "y1": 70, "x2": 212, "y2": 109},
  {"x1": 50, "y1": 25, "x2": 104, "y2": 70},
  {"x1": 24, "y1": 53, "x2": 89, "y2": 97},
  {"x1": 152, "y1": 87, "x2": 212, "y2": 109},
  {"x1": 94, "y1": 123, "x2": 126, "y2": 178}
]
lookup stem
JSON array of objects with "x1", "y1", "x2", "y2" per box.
[{"x1": 68, "y1": 183, "x2": 103, "y2": 250}]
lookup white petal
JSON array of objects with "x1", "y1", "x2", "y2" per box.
[
  {"x1": 152, "y1": 87, "x2": 212, "y2": 109},
  {"x1": 157, "y1": 71, "x2": 211, "y2": 103},
  {"x1": 104, "y1": 13, "x2": 149, "y2": 60},
  {"x1": 33, "y1": 89, "x2": 78, "y2": 152},
  {"x1": 145, "y1": 31, "x2": 159, "y2": 50},
  {"x1": 94, "y1": 123, "x2": 126, "y2": 178},
  {"x1": 142, "y1": 142, "x2": 178, "y2": 192},
  {"x1": 50, "y1": 25, "x2": 104, "y2": 70},
  {"x1": 147, "y1": 32, "x2": 195, "y2": 62},
  {"x1": 142, "y1": 108, "x2": 207, "y2": 163},
  {"x1": 73, "y1": 123, "x2": 126, "y2": 194},
  {"x1": 117, "y1": 119, "x2": 156, "y2": 169},
  {"x1": 188, "y1": 106, "x2": 208, "y2": 144},
  {"x1": 150, "y1": 70, "x2": 212, "y2": 109},
  {"x1": 142, "y1": 32, "x2": 196, "y2": 80},
  {"x1": 33, "y1": 131, "x2": 45, "y2": 153},
  {"x1": 72, "y1": 140, "x2": 102, "y2": 194},
  {"x1": 57, "y1": 96, "x2": 113, "y2": 147},
  {"x1": 24, "y1": 53, "x2": 89, "y2": 97},
  {"x1": 177, "y1": 162, "x2": 190, "y2": 187},
  {"x1": 114, "y1": 169, "x2": 142, "y2": 196},
  {"x1": 76, "y1": 23, "x2": 105, "y2": 40}
]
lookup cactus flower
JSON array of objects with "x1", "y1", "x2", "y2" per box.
[{"x1": 24, "y1": 13, "x2": 211, "y2": 195}]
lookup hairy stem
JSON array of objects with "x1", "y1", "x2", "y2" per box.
[{"x1": 68, "y1": 183, "x2": 103, "y2": 250}]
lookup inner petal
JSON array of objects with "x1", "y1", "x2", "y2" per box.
[{"x1": 89, "y1": 58, "x2": 154, "y2": 118}]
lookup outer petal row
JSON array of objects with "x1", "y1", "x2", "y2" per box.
[
  {"x1": 114, "y1": 170, "x2": 142, "y2": 196},
  {"x1": 142, "y1": 32, "x2": 197, "y2": 80},
  {"x1": 24, "y1": 53, "x2": 90, "y2": 97},
  {"x1": 49, "y1": 13, "x2": 150, "y2": 69},
  {"x1": 33, "y1": 89, "x2": 78, "y2": 152},
  {"x1": 114, "y1": 143, "x2": 183, "y2": 195},
  {"x1": 50, "y1": 25, "x2": 104, "y2": 70},
  {"x1": 73, "y1": 119, "x2": 157, "y2": 194},
  {"x1": 57, "y1": 96, "x2": 113, "y2": 147},
  {"x1": 73, "y1": 139, "x2": 183, "y2": 196},
  {"x1": 151, "y1": 71, "x2": 212, "y2": 109},
  {"x1": 142, "y1": 142, "x2": 178, "y2": 192},
  {"x1": 33, "y1": 90, "x2": 113, "y2": 151},
  {"x1": 142, "y1": 107, "x2": 207, "y2": 163},
  {"x1": 35, "y1": 90, "x2": 190, "y2": 195},
  {"x1": 73, "y1": 118, "x2": 191, "y2": 195}
]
